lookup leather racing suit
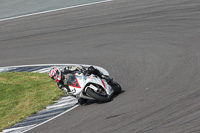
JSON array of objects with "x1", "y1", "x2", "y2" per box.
[{"x1": 57, "y1": 65, "x2": 111, "y2": 94}]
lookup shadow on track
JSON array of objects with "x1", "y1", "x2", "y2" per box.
[{"x1": 83, "y1": 90, "x2": 125, "y2": 106}]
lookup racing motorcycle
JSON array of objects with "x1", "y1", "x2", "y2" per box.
[{"x1": 67, "y1": 71, "x2": 122, "y2": 105}]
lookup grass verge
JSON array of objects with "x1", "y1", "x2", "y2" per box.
[{"x1": 0, "y1": 72, "x2": 65, "y2": 131}]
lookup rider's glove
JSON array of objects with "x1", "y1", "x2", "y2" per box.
[
  {"x1": 57, "y1": 83, "x2": 64, "y2": 90},
  {"x1": 61, "y1": 87, "x2": 73, "y2": 95},
  {"x1": 101, "y1": 75, "x2": 113, "y2": 83},
  {"x1": 80, "y1": 69, "x2": 87, "y2": 75}
]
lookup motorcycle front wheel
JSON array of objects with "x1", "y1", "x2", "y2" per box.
[
  {"x1": 110, "y1": 81, "x2": 122, "y2": 95},
  {"x1": 86, "y1": 88, "x2": 112, "y2": 102}
]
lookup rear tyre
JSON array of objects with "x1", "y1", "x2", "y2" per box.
[
  {"x1": 86, "y1": 88, "x2": 112, "y2": 102},
  {"x1": 110, "y1": 81, "x2": 122, "y2": 95},
  {"x1": 78, "y1": 98, "x2": 88, "y2": 105}
]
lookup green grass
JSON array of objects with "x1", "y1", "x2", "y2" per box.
[{"x1": 0, "y1": 72, "x2": 65, "y2": 131}]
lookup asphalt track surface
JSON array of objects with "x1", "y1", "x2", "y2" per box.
[{"x1": 1, "y1": 0, "x2": 200, "y2": 132}]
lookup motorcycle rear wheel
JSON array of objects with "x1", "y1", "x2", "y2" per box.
[
  {"x1": 78, "y1": 98, "x2": 88, "y2": 105},
  {"x1": 86, "y1": 88, "x2": 112, "y2": 102}
]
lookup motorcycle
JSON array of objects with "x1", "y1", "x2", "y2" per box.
[{"x1": 66, "y1": 71, "x2": 122, "y2": 105}]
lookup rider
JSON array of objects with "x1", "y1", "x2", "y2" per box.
[{"x1": 49, "y1": 65, "x2": 112, "y2": 95}]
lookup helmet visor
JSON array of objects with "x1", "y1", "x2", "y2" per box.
[{"x1": 54, "y1": 70, "x2": 61, "y2": 81}]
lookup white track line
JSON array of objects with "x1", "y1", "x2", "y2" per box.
[
  {"x1": 0, "y1": 64, "x2": 109, "y2": 75},
  {"x1": 2, "y1": 124, "x2": 37, "y2": 133},
  {"x1": 33, "y1": 67, "x2": 53, "y2": 73},
  {"x1": 21, "y1": 104, "x2": 79, "y2": 133},
  {"x1": 0, "y1": 0, "x2": 112, "y2": 22},
  {"x1": 0, "y1": 64, "x2": 94, "y2": 68}
]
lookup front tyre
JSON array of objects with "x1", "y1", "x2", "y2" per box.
[
  {"x1": 86, "y1": 88, "x2": 112, "y2": 102},
  {"x1": 110, "y1": 81, "x2": 122, "y2": 95}
]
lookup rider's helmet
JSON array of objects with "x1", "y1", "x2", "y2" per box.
[{"x1": 49, "y1": 67, "x2": 61, "y2": 82}]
